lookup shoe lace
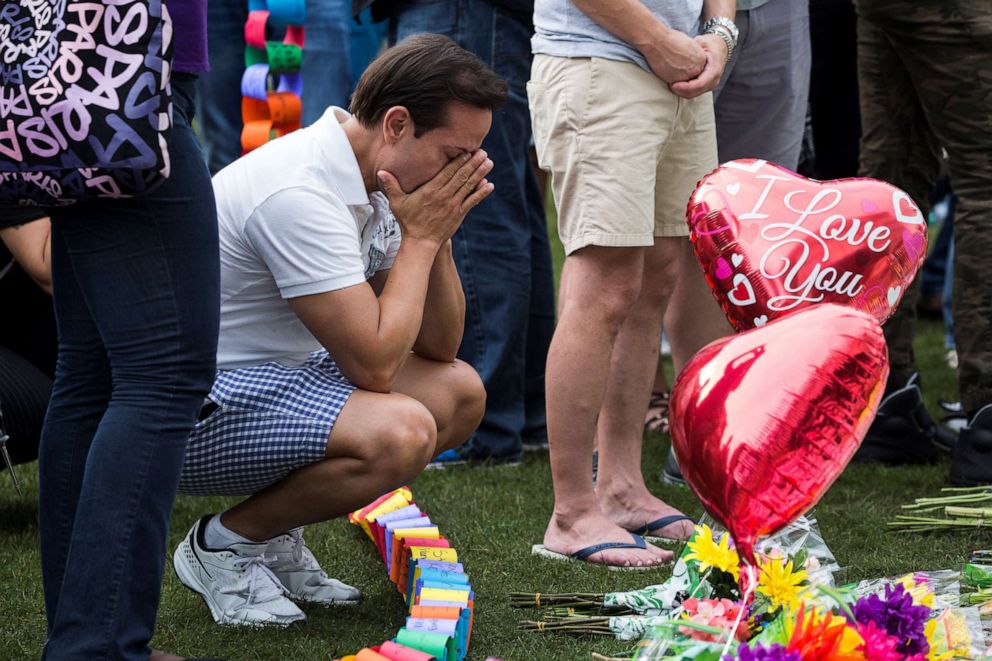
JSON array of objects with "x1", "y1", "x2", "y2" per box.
[
  {"x1": 289, "y1": 529, "x2": 306, "y2": 565},
  {"x1": 222, "y1": 554, "x2": 287, "y2": 605},
  {"x1": 284, "y1": 529, "x2": 337, "y2": 585}
]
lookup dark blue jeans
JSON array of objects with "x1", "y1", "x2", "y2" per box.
[
  {"x1": 196, "y1": 0, "x2": 353, "y2": 173},
  {"x1": 39, "y1": 74, "x2": 220, "y2": 660},
  {"x1": 920, "y1": 189, "x2": 957, "y2": 350},
  {"x1": 390, "y1": 0, "x2": 556, "y2": 460}
]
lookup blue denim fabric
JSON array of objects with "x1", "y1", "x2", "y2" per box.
[
  {"x1": 196, "y1": 0, "x2": 353, "y2": 174},
  {"x1": 921, "y1": 200, "x2": 952, "y2": 294},
  {"x1": 921, "y1": 195, "x2": 957, "y2": 349},
  {"x1": 390, "y1": 0, "x2": 555, "y2": 460},
  {"x1": 39, "y1": 74, "x2": 220, "y2": 660},
  {"x1": 350, "y1": 9, "x2": 387, "y2": 84}
]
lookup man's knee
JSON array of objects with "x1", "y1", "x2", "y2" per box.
[
  {"x1": 563, "y1": 248, "x2": 644, "y2": 328},
  {"x1": 600, "y1": 280, "x2": 643, "y2": 323},
  {"x1": 378, "y1": 398, "x2": 437, "y2": 479}
]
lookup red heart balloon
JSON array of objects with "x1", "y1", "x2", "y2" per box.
[
  {"x1": 687, "y1": 159, "x2": 927, "y2": 332},
  {"x1": 669, "y1": 304, "x2": 888, "y2": 565}
]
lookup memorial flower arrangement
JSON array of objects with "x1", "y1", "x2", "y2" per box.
[{"x1": 514, "y1": 524, "x2": 988, "y2": 660}]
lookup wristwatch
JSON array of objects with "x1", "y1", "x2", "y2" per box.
[{"x1": 701, "y1": 16, "x2": 739, "y2": 61}]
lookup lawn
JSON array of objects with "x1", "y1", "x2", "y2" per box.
[{"x1": 0, "y1": 216, "x2": 974, "y2": 660}]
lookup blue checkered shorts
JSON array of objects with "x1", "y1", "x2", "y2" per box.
[{"x1": 178, "y1": 349, "x2": 355, "y2": 496}]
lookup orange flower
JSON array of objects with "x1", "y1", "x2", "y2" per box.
[{"x1": 786, "y1": 605, "x2": 866, "y2": 661}]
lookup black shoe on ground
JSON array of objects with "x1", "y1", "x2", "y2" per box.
[
  {"x1": 950, "y1": 405, "x2": 992, "y2": 486},
  {"x1": 661, "y1": 450, "x2": 686, "y2": 488},
  {"x1": 854, "y1": 373, "x2": 942, "y2": 464}
]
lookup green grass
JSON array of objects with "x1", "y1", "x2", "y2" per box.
[{"x1": 0, "y1": 216, "x2": 972, "y2": 660}]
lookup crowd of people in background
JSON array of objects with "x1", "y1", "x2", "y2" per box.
[{"x1": 0, "y1": 0, "x2": 989, "y2": 658}]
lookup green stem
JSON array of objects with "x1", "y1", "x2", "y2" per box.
[{"x1": 815, "y1": 584, "x2": 855, "y2": 620}]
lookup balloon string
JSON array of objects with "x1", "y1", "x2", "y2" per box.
[{"x1": 721, "y1": 563, "x2": 757, "y2": 659}]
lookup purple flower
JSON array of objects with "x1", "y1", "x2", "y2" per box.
[
  {"x1": 850, "y1": 583, "x2": 931, "y2": 656},
  {"x1": 725, "y1": 643, "x2": 801, "y2": 661}
]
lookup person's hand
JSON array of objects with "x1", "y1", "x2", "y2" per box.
[
  {"x1": 669, "y1": 33, "x2": 729, "y2": 99},
  {"x1": 378, "y1": 150, "x2": 494, "y2": 245},
  {"x1": 645, "y1": 29, "x2": 706, "y2": 84}
]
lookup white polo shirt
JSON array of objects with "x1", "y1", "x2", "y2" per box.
[{"x1": 212, "y1": 107, "x2": 402, "y2": 370}]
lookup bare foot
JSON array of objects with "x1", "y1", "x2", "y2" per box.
[
  {"x1": 599, "y1": 484, "x2": 694, "y2": 541},
  {"x1": 544, "y1": 509, "x2": 673, "y2": 568}
]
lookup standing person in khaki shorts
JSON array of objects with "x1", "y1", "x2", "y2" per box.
[{"x1": 529, "y1": 0, "x2": 736, "y2": 568}]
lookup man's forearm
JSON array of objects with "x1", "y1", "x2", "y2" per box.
[
  {"x1": 413, "y1": 241, "x2": 465, "y2": 362},
  {"x1": 290, "y1": 238, "x2": 444, "y2": 394},
  {"x1": 367, "y1": 238, "x2": 441, "y2": 384}
]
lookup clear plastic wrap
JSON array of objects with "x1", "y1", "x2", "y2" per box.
[
  {"x1": 849, "y1": 569, "x2": 962, "y2": 612},
  {"x1": 700, "y1": 511, "x2": 842, "y2": 587}
]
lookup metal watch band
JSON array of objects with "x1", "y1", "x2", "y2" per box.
[
  {"x1": 701, "y1": 16, "x2": 738, "y2": 59},
  {"x1": 705, "y1": 27, "x2": 735, "y2": 60}
]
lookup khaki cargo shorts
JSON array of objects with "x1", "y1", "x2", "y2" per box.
[{"x1": 528, "y1": 54, "x2": 718, "y2": 255}]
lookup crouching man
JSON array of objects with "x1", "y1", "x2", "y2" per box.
[{"x1": 172, "y1": 34, "x2": 503, "y2": 626}]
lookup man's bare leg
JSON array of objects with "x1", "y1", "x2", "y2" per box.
[
  {"x1": 596, "y1": 237, "x2": 692, "y2": 539},
  {"x1": 391, "y1": 355, "x2": 486, "y2": 456},
  {"x1": 663, "y1": 239, "x2": 732, "y2": 372},
  {"x1": 543, "y1": 246, "x2": 671, "y2": 567},
  {"x1": 219, "y1": 358, "x2": 485, "y2": 542}
]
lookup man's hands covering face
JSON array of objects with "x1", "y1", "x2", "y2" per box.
[{"x1": 378, "y1": 150, "x2": 495, "y2": 245}]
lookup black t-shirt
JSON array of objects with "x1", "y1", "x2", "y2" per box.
[{"x1": 1, "y1": 205, "x2": 50, "y2": 230}]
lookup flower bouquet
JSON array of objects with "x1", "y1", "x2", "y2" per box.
[{"x1": 631, "y1": 528, "x2": 989, "y2": 660}]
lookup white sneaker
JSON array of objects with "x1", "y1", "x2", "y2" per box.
[
  {"x1": 263, "y1": 528, "x2": 362, "y2": 606},
  {"x1": 173, "y1": 516, "x2": 307, "y2": 627}
]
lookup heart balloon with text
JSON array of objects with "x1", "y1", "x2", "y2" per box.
[{"x1": 686, "y1": 159, "x2": 927, "y2": 332}]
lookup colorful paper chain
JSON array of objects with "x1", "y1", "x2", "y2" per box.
[
  {"x1": 240, "y1": 0, "x2": 306, "y2": 153},
  {"x1": 339, "y1": 488, "x2": 476, "y2": 661}
]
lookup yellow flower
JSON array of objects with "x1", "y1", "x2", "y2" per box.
[
  {"x1": 898, "y1": 573, "x2": 936, "y2": 609},
  {"x1": 756, "y1": 556, "x2": 809, "y2": 612},
  {"x1": 684, "y1": 525, "x2": 740, "y2": 580}
]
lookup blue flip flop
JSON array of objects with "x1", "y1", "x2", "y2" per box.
[
  {"x1": 531, "y1": 533, "x2": 663, "y2": 571},
  {"x1": 628, "y1": 514, "x2": 694, "y2": 544}
]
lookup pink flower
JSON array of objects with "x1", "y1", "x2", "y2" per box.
[
  {"x1": 857, "y1": 620, "x2": 902, "y2": 661},
  {"x1": 679, "y1": 598, "x2": 749, "y2": 642}
]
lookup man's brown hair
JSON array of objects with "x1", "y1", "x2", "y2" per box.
[{"x1": 350, "y1": 34, "x2": 508, "y2": 137}]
